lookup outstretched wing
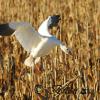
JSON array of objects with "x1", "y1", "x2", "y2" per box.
[
  {"x1": 0, "y1": 22, "x2": 42, "y2": 52},
  {"x1": 38, "y1": 15, "x2": 61, "y2": 37},
  {"x1": 14, "y1": 25, "x2": 42, "y2": 52}
]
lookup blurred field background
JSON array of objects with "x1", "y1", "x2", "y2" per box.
[{"x1": 0, "y1": 0, "x2": 100, "y2": 100}]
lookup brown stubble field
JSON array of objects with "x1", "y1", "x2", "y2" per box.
[{"x1": 0, "y1": 0, "x2": 100, "y2": 100}]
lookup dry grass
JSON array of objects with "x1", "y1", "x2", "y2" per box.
[{"x1": 0, "y1": 0, "x2": 100, "y2": 100}]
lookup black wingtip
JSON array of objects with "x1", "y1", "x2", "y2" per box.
[
  {"x1": 0, "y1": 23, "x2": 15, "y2": 36},
  {"x1": 48, "y1": 14, "x2": 61, "y2": 29},
  {"x1": 52, "y1": 14, "x2": 61, "y2": 20}
]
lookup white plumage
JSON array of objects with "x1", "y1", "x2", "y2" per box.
[{"x1": 0, "y1": 15, "x2": 72, "y2": 67}]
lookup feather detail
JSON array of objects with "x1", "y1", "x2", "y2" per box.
[{"x1": 24, "y1": 55, "x2": 34, "y2": 67}]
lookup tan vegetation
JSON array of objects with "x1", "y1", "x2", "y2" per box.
[{"x1": 0, "y1": 0, "x2": 100, "y2": 99}]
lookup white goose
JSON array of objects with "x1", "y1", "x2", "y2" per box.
[{"x1": 0, "y1": 15, "x2": 71, "y2": 67}]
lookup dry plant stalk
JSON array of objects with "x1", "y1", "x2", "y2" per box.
[{"x1": 0, "y1": 0, "x2": 99, "y2": 99}]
